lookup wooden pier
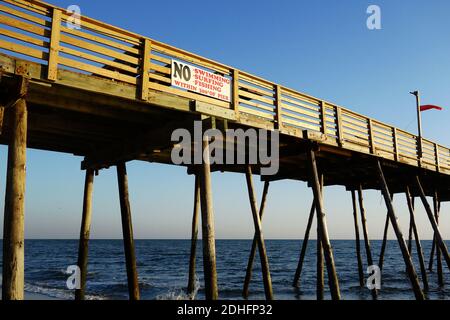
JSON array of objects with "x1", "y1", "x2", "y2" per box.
[{"x1": 1, "y1": 0, "x2": 449, "y2": 300}]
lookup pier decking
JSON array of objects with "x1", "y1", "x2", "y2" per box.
[{"x1": 0, "y1": 0, "x2": 449, "y2": 301}]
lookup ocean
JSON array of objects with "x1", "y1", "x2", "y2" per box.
[{"x1": 0, "y1": 240, "x2": 449, "y2": 300}]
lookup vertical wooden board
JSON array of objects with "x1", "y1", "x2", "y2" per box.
[
  {"x1": 319, "y1": 101, "x2": 327, "y2": 135},
  {"x1": 335, "y1": 107, "x2": 344, "y2": 146},
  {"x1": 48, "y1": 9, "x2": 61, "y2": 81},
  {"x1": 275, "y1": 85, "x2": 283, "y2": 129},
  {"x1": 140, "y1": 38, "x2": 151, "y2": 101},
  {"x1": 232, "y1": 69, "x2": 240, "y2": 119}
]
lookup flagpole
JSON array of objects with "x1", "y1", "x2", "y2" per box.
[{"x1": 410, "y1": 90, "x2": 422, "y2": 159}]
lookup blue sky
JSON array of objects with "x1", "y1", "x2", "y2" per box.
[{"x1": 1, "y1": 0, "x2": 450, "y2": 239}]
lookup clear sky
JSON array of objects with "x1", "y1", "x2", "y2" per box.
[{"x1": 1, "y1": 0, "x2": 450, "y2": 240}]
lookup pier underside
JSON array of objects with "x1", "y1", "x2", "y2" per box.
[{"x1": 1, "y1": 54, "x2": 449, "y2": 201}]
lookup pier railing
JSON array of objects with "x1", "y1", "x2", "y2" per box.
[{"x1": 1, "y1": 0, "x2": 449, "y2": 174}]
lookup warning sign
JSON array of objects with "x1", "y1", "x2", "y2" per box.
[{"x1": 171, "y1": 59, "x2": 231, "y2": 102}]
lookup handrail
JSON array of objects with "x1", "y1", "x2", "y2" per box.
[{"x1": 0, "y1": 0, "x2": 449, "y2": 174}]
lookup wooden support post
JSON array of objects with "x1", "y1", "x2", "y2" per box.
[
  {"x1": 232, "y1": 69, "x2": 240, "y2": 120},
  {"x1": 357, "y1": 185, "x2": 377, "y2": 299},
  {"x1": 378, "y1": 211, "x2": 390, "y2": 271},
  {"x1": 48, "y1": 8, "x2": 62, "y2": 81},
  {"x1": 416, "y1": 176, "x2": 450, "y2": 272},
  {"x1": 116, "y1": 162, "x2": 140, "y2": 300},
  {"x1": 243, "y1": 181, "x2": 270, "y2": 299},
  {"x1": 317, "y1": 174, "x2": 324, "y2": 300},
  {"x1": 377, "y1": 162, "x2": 425, "y2": 300},
  {"x1": 429, "y1": 236, "x2": 436, "y2": 271},
  {"x1": 75, "y1": 169, "x2": 95, "y2": 300},
  {"x1": 292, "y1": 202, "x2": 315, "y2": 287},
  {"x1": 275, "y1": 85, "x2": 283, "y2": 129},
  {"x1": 335, "y1": 107, "x2": 344, "y2": 147},
  {"x1": 187, "y1": 171, "x2": 201, "y2": 296},
  {"x1": 140, "y1": 38, "x2": 152, "y2": 101},
  {"x1": 2, "y1": 80, "x2": 28, "y2": 301},
  {"x1": 307, "y1": 150, "x2": 341, "y2": 300},
  {"x1": 320, "y1": 101, "x2": 327, "y2": 135},
  {"x1": 405, "y1": 186, "x2": 429, "y2": 292},
  {"x1": 245, "y1": 166, "x2": 273, "y2": 300},
  {"x1": 199, "y1": 138, "x2": 218, "y2": 300},
  {"x1": 433, "y1": 193, "x2": 444, "y2": 286},
  {"x1": 351, "y1": 190, "x2": 364, "y2": 287}
]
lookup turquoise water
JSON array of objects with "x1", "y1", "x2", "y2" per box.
[{"x1": 0, "y1": 239, "x2": 448, "y2": 300}]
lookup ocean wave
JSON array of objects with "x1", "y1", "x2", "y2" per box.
[
  {"x1": 156, "y1": 277, "x2": 200, "y2": 300},
  {"x1": 23, "y1": 283, "x2": 106, "y2": 300}
]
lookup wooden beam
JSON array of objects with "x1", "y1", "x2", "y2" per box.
[
  {"x1": 245, "y1": 166, "x2": 273, "y2": 300},
  {"x1": 242, "y1": 181, "x2": 270, "y2": 299},
  {"x1": 378, "y1": 207, "x2": 390, "y2": 271},
  {"x1": 2, "y1": 89, "x2": 28, "y2": 300},
  {"x1": 317, "y1": 174, "x2": 324, "y2": 300},
  {"x1": 75, "y1": 169, "x2": 95, "y2": 300},
  {"x1": 199, "y1": 138, "x2": 218, "y2": 300},
  {"x1": 357, "y1": 185, "x2": 377, "y2": 299},
  {"x1": 405, "y1": 186, "x2": 429, "y2": 292},
  {"x1": 140, "y1": 38, "x2": 151, "y2": 101},
  {"x1": 307, "y1": 150, "x2": 341, "y2": 300},
  {"x1": 351, "y1": 190, "x2": 364, "y2": 287},
  {"x1": 433, "y1": 192, "x2": 444, "y2": 286},
  {"x1": 292, "y1": 201, "x2": 315, "y2": 287},
  {"x1": 377, "y1": 162, "x2": 425, "y2": 300},
  {"x1": 187, "y1": 171, "x2": 200, "y2": 296},
  {"x1": 116, "y1": 162, "x2": 140, "y2": 300},
  {"x1": 48, "y1": 8, "x2": 61, "y2": 81}
]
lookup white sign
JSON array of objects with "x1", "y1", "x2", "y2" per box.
[{"x1": 171, "y1": 59, "x2": 231, "y2": 102}]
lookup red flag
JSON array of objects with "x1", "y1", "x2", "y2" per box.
[{"x1": 420, "y1": 105, "x2": 443, "y2": 112}]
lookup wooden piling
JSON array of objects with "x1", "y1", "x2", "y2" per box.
[
  {"x1": 317, "y1": 174, "x2": 324, "y2": 300},
  {"x1": 117, "y1": 162, "x2": 140, "y2": 300},
  {"x1": 307, "y1": 150, "x2": 341, "y2": 300},
  {"x1": 377, "y1": 162, "x2": 424, "y2": 300},
  {"x1": 357, "y1": 185, "x2": 377, "y2": 299},
  {"x1": 433, "y1": 193, "x2": 444, "y2": 286},
  {"x1": 405, "y1": 186, "x2": 429, "y2": 292},
  {"x1": 187, "y1": 171, "x2": 201, "y2": 296},
  {"x1": 2, "y1": 83, "x2": 28, "y2": 301},
  {"x1": 199, "y1": 138, "x2": 218, "y2": 300},
  {"x1": 292, "y1": 202, "x2": 315, "y2": 287},
  {"x1": 245, "y1": 166, "x2": 273, "y2": 300},
  {"x1": 75, "y1": 169, "x2": 95, "y2": 300},
  {"x1": 351, "y1": 190, "x2": 364, "y2": 287},
  {"x1": 378, "y1": 211, "x2": 390, "y2": 271},
  {"x1": 415, "y1": 176, "x2": 450, "y2": 272},
  {"x1": 242, "y1": 181, "x2": 270, "y2": 299}
]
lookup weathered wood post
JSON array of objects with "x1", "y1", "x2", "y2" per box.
[
  {"x1": 307, "y1": 149, "x2": 341, "y2": 300},
  {"x1": 317, "y1": 174, "x2": 324, "y2": 300},
  {"x1": 428, "y1": 200, "x2": 441, "y2": 272},
  {"x1": 292, "y1": 202, "x2": 315, "y2": 287},
  {"x1": 117, "y1": 162, "x2": 140, "y2": 300},
  {"x1": 377, "y1": 162, "x2": 424, "y2": 300},
  {"x1": 433, "y1": 192, "x2": 444, "y2": 286},
  {"x1": 245, "y1": 166, "x2": 273, "y2": 300},
  {"x1": 405, "y1": 186, "x2": 429, "y2": 291},
  {"x1": 243, "y1": 181, "x2": 270, "y2": 299},
  {"x1": 357, "y1": 185, "x2": 377, "y2": 299},
  {"x1": 75, "y1": 169, "x2": 95, "y2": 300},
  {"x1": 351, "y1": 190, "x2": 364, "y2": 287},
  {"x1": 199, "y1": 138, "x2": 218, "y2": 300},
  {"x1": 187, "y1": 171, "x2": 201, "y2": 296},
  {"x1": 416, "y1": 176, "x2": 450, "y2": 272},
  {"x1": 378, "y1": 212, "x2": 390, "y2": 271},
  {"x1": 2, "y1": 77, "x2": 28, "y2": 301}
]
